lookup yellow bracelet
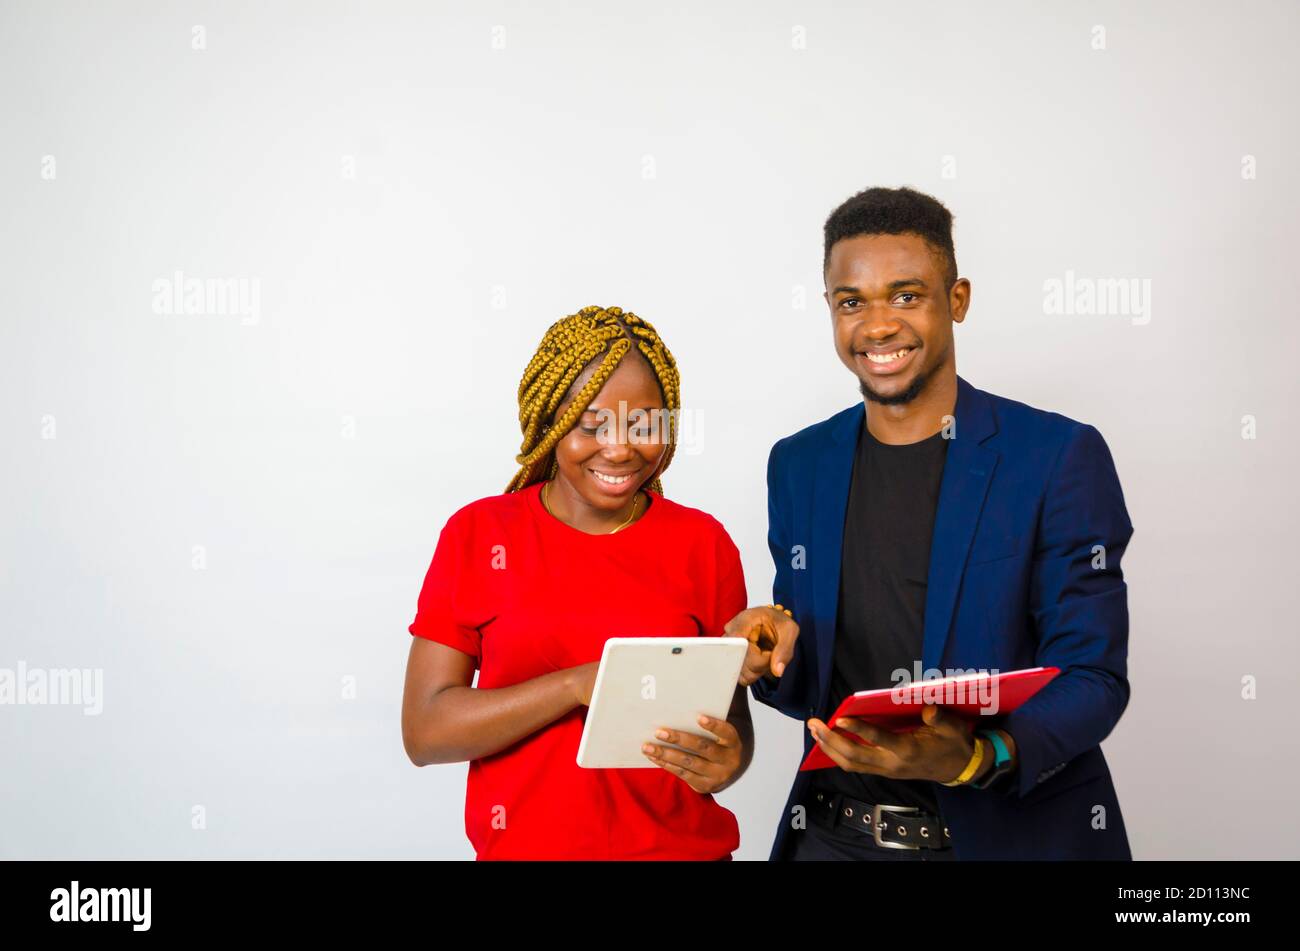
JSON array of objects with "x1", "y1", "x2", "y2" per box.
[{"x1": 941, "y1": 735, "x2": 986, "y2": 786}]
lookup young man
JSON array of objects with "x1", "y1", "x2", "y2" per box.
[{"x1": 729, "y1": 187, "x2": 1134, "y2": 860}]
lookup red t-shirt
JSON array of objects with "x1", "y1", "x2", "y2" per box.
[{"x1": 409, "y1": 481, "x2": 748, "y2": 860}]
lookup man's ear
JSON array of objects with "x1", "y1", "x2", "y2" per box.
[{"x1": 949, "y1": 278, "x2": 972, "y2": 324}]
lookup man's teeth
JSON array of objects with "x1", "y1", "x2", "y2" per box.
[
  {"x1": 592, "y1": 470, "x2": 633, "y2": 485},
  {"x1": 865, "y1": 348, "x2": 911, "y2": 364}
]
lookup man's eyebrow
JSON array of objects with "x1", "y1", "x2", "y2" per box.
[{"x1": 831, "y1": 278, "x2": 928, "y2": 296}]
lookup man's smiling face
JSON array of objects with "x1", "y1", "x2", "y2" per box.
[{"x1": 824, "y1": 232, "x2": 968, "y2": 405}]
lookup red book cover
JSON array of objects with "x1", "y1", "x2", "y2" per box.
[{"x1": 799, "y1": 666, "x2": 1060, "y2": 771}]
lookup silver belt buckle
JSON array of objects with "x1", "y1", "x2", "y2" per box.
[{"x1": 870, "y1": 803, "x2": 921, "y2": 850}]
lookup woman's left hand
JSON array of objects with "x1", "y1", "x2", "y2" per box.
[{"x1": 642, "y1": 715, "x2": 743, "y2": 794}]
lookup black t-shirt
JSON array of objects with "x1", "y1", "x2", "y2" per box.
[{"x1": 814, "y1": 419, "x2": 950, "y2": 814}]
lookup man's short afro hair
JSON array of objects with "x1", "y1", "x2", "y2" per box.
[{"x1": 823, "y1": 186, "x2": 958, "y2": 290}]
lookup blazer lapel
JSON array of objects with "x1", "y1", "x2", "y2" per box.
[
  {"x1": 810, "y1": 403, "x2": 862, "y2": 703},
  {"x1": 921, "y1": 376, "x2": 1000, "y2": 672}
]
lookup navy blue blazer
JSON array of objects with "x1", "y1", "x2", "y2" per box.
[{"x1": 751, "y1": 376, "x2": 1134, "y2": 860}]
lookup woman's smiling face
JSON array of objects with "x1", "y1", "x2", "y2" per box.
[{"x1": 550, "y1": 352, "x2": 668, "y2": 513}]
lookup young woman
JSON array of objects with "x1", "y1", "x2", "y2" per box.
[{"x1": 401, "y1": 305, "x2": 752, "y2": 860}]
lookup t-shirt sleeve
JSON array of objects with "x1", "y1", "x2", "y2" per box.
[
  {"x1": 408, "y1": 510, "x2": 483, "y2": 666},
  {"x1": 702, "y1": 520, "x2": 748, "y2": 637}
]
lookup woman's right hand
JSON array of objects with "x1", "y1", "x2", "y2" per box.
[{"x1": 566, "y1": 661, "x2": 601, "y2": 706}]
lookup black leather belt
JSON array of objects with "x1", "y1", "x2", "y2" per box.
[{"x1": 804, "y1": 787, "x2": 953, "y2": 851}]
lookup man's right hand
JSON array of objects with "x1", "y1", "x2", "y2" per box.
[{"x1": 724, "y1": 606, "x2": 800, "y2": 686}]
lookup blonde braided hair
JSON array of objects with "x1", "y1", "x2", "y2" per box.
[{"x1": 506, "y1": 305, "x2": 681, "y2": 495}]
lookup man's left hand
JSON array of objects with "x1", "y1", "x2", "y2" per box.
[{"x1": 808, "y1": 703, "x2": 980, "y2": 783}]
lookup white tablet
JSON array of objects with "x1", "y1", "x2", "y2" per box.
[{"x1": 576, "y1": 637, "x2": 749, "y2": 769}]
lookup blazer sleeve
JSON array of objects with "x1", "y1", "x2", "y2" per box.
[
  {"x1": 749, "y1": 437, "x2": 812, "y2": 719},
  {"x1": 996, "y1": 422, "x2": 1134, "y2": 798}
]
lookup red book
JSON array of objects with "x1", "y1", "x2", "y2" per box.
[{"x1": 799, "y1": 666, "x2": 1060, "y2": 771}]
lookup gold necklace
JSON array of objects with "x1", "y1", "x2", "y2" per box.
[{"x1": 542, "y1": 480, "x2": 641, "y2": 534}]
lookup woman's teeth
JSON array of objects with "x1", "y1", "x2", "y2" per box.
[
  {"x1": 592, "y1": 470, "x2": 633, "y2": 485},
  {"x1": 866, "y1": 348, "x2": 911, "y2": 364}
]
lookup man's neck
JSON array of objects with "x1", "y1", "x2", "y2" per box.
[{"x1": 864, "y1": 370, "x2": 958, "y2": 445}]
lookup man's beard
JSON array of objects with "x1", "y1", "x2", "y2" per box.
[{"x1": 860, "y1": 367, "x2": 930, "y2": 406}]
